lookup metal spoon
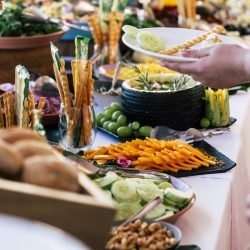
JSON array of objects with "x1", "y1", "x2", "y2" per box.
[
  {"x1": 102, "y1": 61, "x2": 123, "y2": 96},
  {"x1": 119, "y1": 196, "x2": 163, "y2": 227}
]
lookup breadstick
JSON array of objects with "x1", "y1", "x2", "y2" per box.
[
  {"x1": 28, "y1": 91, "x2": 36, "y2": 128},
  {"x1": 59, "y1": 59, "x2": 72, "y2": 121},
  {"x1": 3, "y1": 92, "x2": 13, "y2": 128},
  {"x1": 87, "y1": 14, "x2": 103, "y2": 48},
  {"x1": 8, "y1": 93, "x2": 15, "y2": 127},
  {"x1": 71, "y1": 60, "x2": 79, "y2": 98},
  {"x1": 160, "y1": 25, "x2": 225, "y2": 55},
  {"x1": 38, "y1": 96, "x2": 46, "y2": 117},
  {"x1": 53, "y1": 63, "x2": 65, "y2": 104},
  {"x1": 0, "y1": 98, "x2": 4, "y2": 128},
  {"x1": 186, "y1": 0, "x2": 196, "y2": 20}
]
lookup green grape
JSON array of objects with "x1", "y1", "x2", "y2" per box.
[
  {"x1": 112, "y1": 111, "x2": 122, "y2": 121},
  {"x1": 108, "y1": 122, "x2": 119, "y2": 134},
  {"x1": 138, "y1": 126, "x2": 153, "y2": 137},
  {"x1": 117, "y1": 115, "x2": 128, "y2": 126},
  {"x1": 117, "y1": 126, "x2": 133, "y2": 138},
  {"x1": 104, "y1": 109, "x2": 113, "y2": 119},
  {"x1": 96, "y1": 113, "x2": 105, "y2": 126},
  {"x1": 131, "y1": 121, "x2": 140, "y2": 130}
]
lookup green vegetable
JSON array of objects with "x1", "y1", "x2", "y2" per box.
[
  {"x1": 75, "y1": 35, "x2": 90, "y2": 60},
  {"x1": 50, "y1": 42, "x2": 61, "y2": 70},
  {"x1": 131, "y1": 121, "x2": 140, "y2": 130},
  {"x1": 204, "y1": 88, "x2": 230, "y2": 127},
  {"x1": 110, "y1": 102, "x2": 123, "y2": 112},
  {"x1": 0, "y1": 5, "x2": 61, "y2": 37},
  {"x1": 104, "y1": 109, "x2": 113, "y2": 119},
  {"x1": 96, "y1": 113, "x2": 105, "y2": 126}
]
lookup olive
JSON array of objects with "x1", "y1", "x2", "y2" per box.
[{"x1": 117, "y1": 115, "x2": 127, "y2": 126}]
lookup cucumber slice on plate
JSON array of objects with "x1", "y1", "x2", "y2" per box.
[
  {"x1": 100, "y1": 172, "x2": 119, "y2": 188},
  {"x1": 122, "y1": 25, "x2": 139, "y2": 38},
  {"x1": 111, "y1": 179, "x2": 138, "y2": 201},
  {"x1": 164, "y1": 188, "x2": 193, "y2": 205},
  {"x1": 136, "y1": 31, "x2": 165, "y2": 52},
  {"x1": 156, "y1": 211, "x2": 175, "y2": 220},
  {"x1": 145, "y1": 203, "x2": 166, "y2": 220},
  {"x1": 158, "y1": 181, "x2": 175, "y2": 190},
  {"x1": 116, "y1": 202, "x2": 142, "y2": 220},
  {"x1": 136, "y1": 181, "x2": 163, "y2": 202},
  {"x1": 164, "y1": 205, "x2": 179, "y2": 213},
  {"x1": 164, "y1": 197, "x2": 185, "y2": 209}
]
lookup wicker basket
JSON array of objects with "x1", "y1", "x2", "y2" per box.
[{"x1": 121, "y1": 75, "x2": 205, "y2": 131}]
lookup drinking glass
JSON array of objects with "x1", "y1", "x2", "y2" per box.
[{"x1": 59, "y1": 104, "x2": 96, "y2": 154}]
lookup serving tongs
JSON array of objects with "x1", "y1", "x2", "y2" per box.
[
  {"x1": 151, "y1": 126, "x2": 230, "y2": 143},
  {"x1": 23, "y1": 6, "x2": 90, "y2": 32},
  {"x1": 65, "y1": 152, "x2": 170, "y2": 181}
]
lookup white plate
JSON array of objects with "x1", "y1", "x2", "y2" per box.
[
  {"x1": 0, "y1": 214, "x2": 90, "y2": 250},
  {"x1": 122, "y1": 27, "x2": 247, "y2": 62}
]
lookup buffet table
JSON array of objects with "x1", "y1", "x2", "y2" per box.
[{"x1": 92, "y1": 91, "x2": 250, "y2": 250}]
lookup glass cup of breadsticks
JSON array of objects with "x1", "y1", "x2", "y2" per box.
[
  {"x1": 59, "y1": 104, "x2": 96, "y2": 153},
  {"x1": 51, "y1": 37, "x2": 97, "y2": 153}
]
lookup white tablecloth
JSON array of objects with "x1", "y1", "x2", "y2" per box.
[{"x1": 93, "y1": 91, "x2": 250, "y2": 250}]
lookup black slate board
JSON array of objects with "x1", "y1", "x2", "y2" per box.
[{"x1": 170, "y1": 140, "x2": 236, "y2": 178}]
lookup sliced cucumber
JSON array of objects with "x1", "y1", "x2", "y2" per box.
[
  {"x1": 145, "y1": 203, "x2": 166, "y2": 220},
  {"x1": 111, "y1": 179, "x2": 138, "y2": 201},
  {"x1": 136, "y1": 31, "x2": 165, "y2": 52},
  {"x1": 136, "y1": 181, "x2": 163, "y2": 202},
  {"x1": 115, "y1": 202, "x2": 142, "y2": 220},
  {"x1": 164, "y1": 197, "x2": 185, "y2": 209},
  {"x1": 122, "y1": 25, "x2": 139, "y2": 38},
  {"x1": 158, "y1": 181, "x2": 175, "y2": 190},
  {"x1": 164, "y1": 205, "x2": 179, "y2": 213},
  {"x1": 164, "y1": 188, "x2": 193, "y2": 205},
  {"x1": 157, "y1": 211, "x2": 175, "y2": 220},
  {"x1": 100, "y1": 172, "x2": 118, "y2": 188}
]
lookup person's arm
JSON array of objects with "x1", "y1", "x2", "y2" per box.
[
  {"x1": 246, "y1": 194, "x2": 250, "y2": 224},
  {"x1": 161, "y1": 44, "x2": 250, "y2": 88}
]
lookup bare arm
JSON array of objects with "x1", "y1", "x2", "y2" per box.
[{"x1": 161, "y1": 44, "x2": 250, "y2": 88}]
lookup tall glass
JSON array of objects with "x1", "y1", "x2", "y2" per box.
[{"x1": 59, "y1": 104, "x2": 96, "y2": 154}]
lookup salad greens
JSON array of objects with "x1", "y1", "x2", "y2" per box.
[{"x1": 0, "y1": 5, "x2": 61, "y2": 37}]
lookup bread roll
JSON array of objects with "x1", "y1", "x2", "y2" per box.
[
  {"x1": 0, "y1": 127, "x2": 45, "y2": 144},
  {"x1": 13, "y1": 140, "x2": 59, "y2": 159},
  {"x1": 23, "y1": 156, "x2": 80, "y2": 192},
  {"x1": 0, "y1": 140, "x2": 23, "y2": 176}
]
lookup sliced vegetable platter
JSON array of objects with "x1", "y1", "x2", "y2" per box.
[{"x1": 92, "y1": 172, "x2": 195, "y2": 223}]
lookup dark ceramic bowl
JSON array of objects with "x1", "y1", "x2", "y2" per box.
[{"x1": 121, "y1": 74, "x2": 205, "y2": 131}]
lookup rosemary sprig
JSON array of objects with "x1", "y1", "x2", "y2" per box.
[
  {"x1": 131, "y1": 65, "x2": 151, "y2": 90},
  {"x1": 170, "y1": 75, "x2": 190, "y2": 91}
]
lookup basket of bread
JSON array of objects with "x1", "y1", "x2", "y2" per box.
[{"x1": 0, "y1": 127, "x2": 116, "y2": 249}]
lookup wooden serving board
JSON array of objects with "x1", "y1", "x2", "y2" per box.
[{"x1": 0, "y1": 172, "x2": 116, "y2": 249}]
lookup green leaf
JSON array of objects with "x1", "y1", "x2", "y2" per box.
[
  {"x1": 50, "y1": 42, "x2": 61, "y2": 70},
  {"x1": 74, "y1": 35, "x2": 90, "y2": 60}
]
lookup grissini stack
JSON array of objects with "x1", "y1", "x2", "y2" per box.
[
  {"x1": 160, "y1": 25, "x2": 225, "y2": 55},
  {"x1": 0, "y1": 65, "x2": 45, "y2": 130},
  {"x1": 51, "y1": 37, "x2": 95, "y2": 149},
  {"x1": 87, "y1": 14, "x2": 103, "y2": 48}
]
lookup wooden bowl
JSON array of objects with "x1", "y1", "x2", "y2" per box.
[{"x1": 0, "y1": 30, "x2": 66, "y2": 49}]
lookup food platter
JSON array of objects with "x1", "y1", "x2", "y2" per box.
[
  {"x1": 122, "y1": 27, "x2": 248, "y2": 62},
  {"x1": 170, "y1": 140, "x2": 236, "y2": 177}
]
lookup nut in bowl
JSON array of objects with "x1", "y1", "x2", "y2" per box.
[{"x1": 107, "y1": 219, "x2": 182, "y2": 250}]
